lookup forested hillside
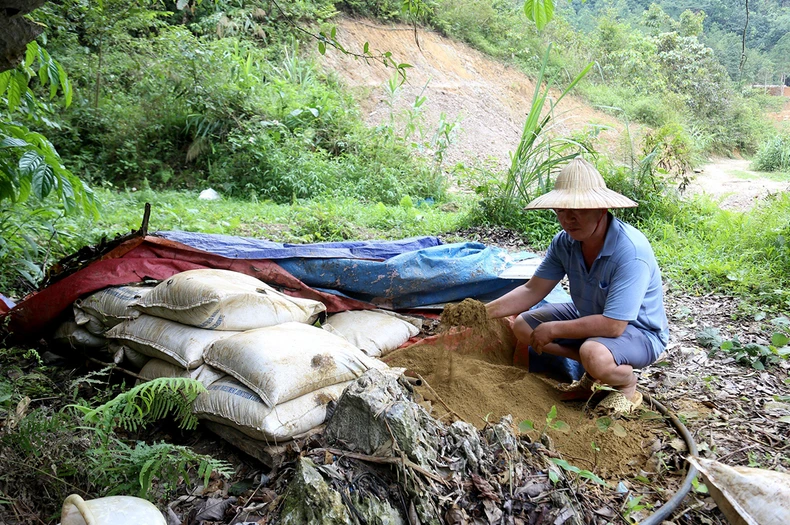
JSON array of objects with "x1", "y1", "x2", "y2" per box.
[
  {"x1": 567, "y1": 0, "x2": 790, "y2": 85},
  {"x1": 0, "y1": 0, "x2": 789, "y2": 300}
]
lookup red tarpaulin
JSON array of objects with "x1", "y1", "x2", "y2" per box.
[{"x1": 4, "y1": 235, "x2": 374, "y2": 339}]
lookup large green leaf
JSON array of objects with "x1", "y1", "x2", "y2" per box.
[
  {"x1": 18, "y1": 150, "x2": 43, "y2": 174},
  {"x1": 7, "y1": 71, "x2": 28, "y2": 112},
  {"x1": 0, "y1": 71, "x2": 11, "y2": 98},
  {"x1": 31, "y1": 164, "x2": 55, "y2": 199},
  {"x1": 524, "y1": 0, "x2": 555, "y2": 31},
  {"x1": 0, "y1": 137, "x2": 29, "y2": 148}
]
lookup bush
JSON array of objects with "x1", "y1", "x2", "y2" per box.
[
  {"x1": 753, "y1": 134, "x2": 790, "y2": 172},
  {"x1": 337, "y1": 0, "x2": 405, "y2": 20}
]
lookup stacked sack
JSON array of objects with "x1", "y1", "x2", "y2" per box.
[
  {"x1": 103, "y1": 269, "x2": 391, "y2": 444},
  {"x1": 53, "y1": 285, "x2": 154, "y2": 365},
  {"x1": 55, "y1": 268, "x2": 424, "y2": 446},
  {"x1": 322, "y1": 309, "x2": 422, "y2": 358}
]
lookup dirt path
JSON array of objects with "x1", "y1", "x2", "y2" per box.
[{"x1": 686, "y1": 157, "x2": 789, "y2": 211}]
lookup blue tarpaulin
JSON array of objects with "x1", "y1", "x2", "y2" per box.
[
  {"x1": 156, "y1": 231, "x2": 441, "y2": 260},
  {"x1": 154, "y1": 231, "x2": 582, "y2": 380},
  {"x1": 277, "y1": 242, "x2": 529, "y2": 309}
]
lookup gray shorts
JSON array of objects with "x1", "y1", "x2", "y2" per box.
[{"x1": 520, "y1": 303, "x2": 657, "y2": 369}]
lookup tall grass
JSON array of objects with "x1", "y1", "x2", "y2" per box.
[{"x1": 642, "y1": 193, "x2": 790, "y2": 311}]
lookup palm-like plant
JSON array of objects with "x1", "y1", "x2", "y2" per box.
[{"x1": 502, "y1": 44, "x2": 593, "y2": 210}]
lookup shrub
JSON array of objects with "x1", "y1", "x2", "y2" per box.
[{"x1": 753, "y1": 134, "x2": 790, "y2": 172}]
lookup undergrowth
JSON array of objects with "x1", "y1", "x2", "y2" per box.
[{"x1": 0, "y1": 350, "x2": 232, "y2": 521}]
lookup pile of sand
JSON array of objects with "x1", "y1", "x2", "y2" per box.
[{"x1": 386, "y1": 299, "x2": 664, "y2": 479}]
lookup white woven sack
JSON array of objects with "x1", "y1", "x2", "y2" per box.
[
  {"x1": 132, "y1": 269, "x2": 326, "y2": 330},
  {"x1": 193, "y1": 377, "x2": 349, "y2": 442},
  {"x1": 137, "y1": 358, "x2": 225, "y2": 388},
  {"x1": 106, "y1": 314, "x2": 238, "y2": 369},
  {"x1": 108, "y1": 342, "x2": 150, "y2": 369},
  {"x1": 53, "y1": 321, "x2": 107, "y2": 349},
  {"x1": 74, "y1": 285, "x2": 152, "y2": 335},
  {"x1": 323, "y1": 309, "x2": 422, "y2": 357},
  {"x1": 203, "y1": 322, "x2": 387, "y2": 407}
]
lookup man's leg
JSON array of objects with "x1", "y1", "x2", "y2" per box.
[{"x1": 578, "y1": 340, "x2": 638, "y2": 401}]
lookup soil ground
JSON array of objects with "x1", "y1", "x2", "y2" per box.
[
  {"x1": 316, "y1": 17, "x2": 790, "y2": 524},
  {"x1": 319, "y1": 18, "x2": 635, "y2": 172}
]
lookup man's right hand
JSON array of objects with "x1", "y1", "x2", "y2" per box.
[{"x1": 486, "y1": 276, "x2": 560, "y2": 320}]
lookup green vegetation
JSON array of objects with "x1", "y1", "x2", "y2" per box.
[
  {"x1": 753, "y1": 133, "x2": 790, "y2": 172},
  {"x1": 697, "y1": 317, "x2": 790, "y2": 370},
  {"x1": 0, "y1": 350, "x2": 233, "y2": 514},
  {"x1": 0, "y1": 0, "x2": 787, "y2": 308},
  {"x1": 2, "y1": 0, "x2": 790, "y2": 518}
]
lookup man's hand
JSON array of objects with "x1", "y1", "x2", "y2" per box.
[{"x1": 529, "y1": 321, "x2": 557, "y2": 355}]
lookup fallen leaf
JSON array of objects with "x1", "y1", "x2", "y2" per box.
[
  {"x1": 669, "y1": 438, "x2": 688, "y2": 452},
  {"x1": 471, "y1": 474, "x2": 500, "y2": 502}
]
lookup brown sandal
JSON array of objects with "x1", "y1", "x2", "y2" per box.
[
  {"x1": 555, "y1": 373, "x2": 602, "y2": 401},
  {"x1": 594, "y1": 390, "x2": 643, "y2": 415}
]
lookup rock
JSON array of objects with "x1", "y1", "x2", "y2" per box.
[
  {"x1": 446, "y1": 421, "x2": 484, "y2": 473},
  {"x1": 485, "y1": 415, "x2": 518, "y2": 453},
  {"x1": 199, "y1": 188, "x2": 221, "y2": 200},
  {"x1": 351, "y1": 492, "x2": 405, "y2": 525},
  {"x1": 325, "y1": 369, "x2": 440, "y2": 470},
  {"x1": 279, "y1": 457, "x2": 352, "y2": 525}
]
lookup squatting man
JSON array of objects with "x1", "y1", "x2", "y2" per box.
[{"x1": 486, "y1": 157, "x2": 669, "y2": 413}]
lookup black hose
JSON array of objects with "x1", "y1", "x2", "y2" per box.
[{"x1": 637, "y1": 393, "x2": 699, "y2": 525}]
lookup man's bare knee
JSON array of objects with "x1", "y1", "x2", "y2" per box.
[
  {"x1": 579, "y1": 341, "x2": 616, "y2": 374},
  {"x1": 512, "y1": 315, "x2": 533, "y2": 343}
]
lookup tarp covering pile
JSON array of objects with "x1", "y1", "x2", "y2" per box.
[
  {"x1": 4, "y1": 231, "x2": 543, "y2": 337},
  {"x1": 1, "y1": 229, "x2": 583, "y2": 451}
]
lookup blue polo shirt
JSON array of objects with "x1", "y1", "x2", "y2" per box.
[{"x1": 534, "y1": 215, "x2": 669, "y2": 360}]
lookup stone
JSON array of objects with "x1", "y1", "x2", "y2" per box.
[
  {"x1": 351, "y1": 493, "x2": 405, "y2": 525},
  {"x1": 280, "y1": 457, "x2": 352, "y2": 525},
  {"x1": 325, "y1": 369, "x2": 440, "y2": 470}
]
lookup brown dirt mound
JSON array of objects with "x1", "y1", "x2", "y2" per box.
[
  {"x1": 386, "y1": 321, "x2": 667, "y2": 480},
  {"x1": 318, "y1": 17, "x2": 636, "y2": 173}
]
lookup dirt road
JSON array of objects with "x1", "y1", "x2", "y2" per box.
[{"x1": 686, "y1": 157, "x2": 788, "y2": 211}]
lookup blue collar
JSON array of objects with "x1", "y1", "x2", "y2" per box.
[{"x1": 600, "y1": 213, "x2": 620, "y2": 258}]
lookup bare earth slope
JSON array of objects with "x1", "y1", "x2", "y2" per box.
[{"x1": 320, "y1": 18, "x2": 626, "y2": 171}]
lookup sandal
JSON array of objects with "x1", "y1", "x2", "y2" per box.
[
  {"x1": 554, "y1": 373, "x2": 602, "y2": 401},
  {"x1": 594, "y1": 390, "x2": 643, "y2": 416}
]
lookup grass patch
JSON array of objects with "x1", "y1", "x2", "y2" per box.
[
  {"x1": 57, "y1": 188, "x2": 476, "y2": 245},
  {"x1": 736, "y1": 168, "x2": 790, "y2": 182},
  {"x1": 642, "y1": 192, "x2": 790, "y2": 312}
]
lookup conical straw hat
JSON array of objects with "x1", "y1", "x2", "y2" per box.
[{"x1": 524, "y1": 157, "x2": 637, "y2": 209}]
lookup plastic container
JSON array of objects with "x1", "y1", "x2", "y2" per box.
[{"x1": 59, "y1": 494, "x2": 165, "y2": 525}]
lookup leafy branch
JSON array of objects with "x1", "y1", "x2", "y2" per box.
[
  {"x1": 0, "y1": 42, "x2": 97, "y2": 216},
  {"x1": 549, "y1": 457, "x2": 608, "y2": 486},
  {"x1": 71, "y1": 377, "x2": 206, "y2": 445},
  {"x1": 269, "y1": 0, "x2": 412, "y2": 83}
]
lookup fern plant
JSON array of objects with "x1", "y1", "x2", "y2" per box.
[
  {"x1": 70, "y1": 377, "x2": 234, "y2": 499},
  {"x1": 72, "y1": 377, "x2": 206, "y2": 446},
  {"x1": 89, "y1": 439, "x2": 234, "y2": 498}
]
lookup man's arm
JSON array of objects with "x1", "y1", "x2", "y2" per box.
[
  {"x1": 486, "y1": 276, "x2": 560, "y2": 319},
  {"x1": 530, "y1": 314, "x2": 627, "y2": 353}
]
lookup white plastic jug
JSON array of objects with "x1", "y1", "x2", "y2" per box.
[{"x1": 59, "y1": 494, "x2": 166, "y2": 525}]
